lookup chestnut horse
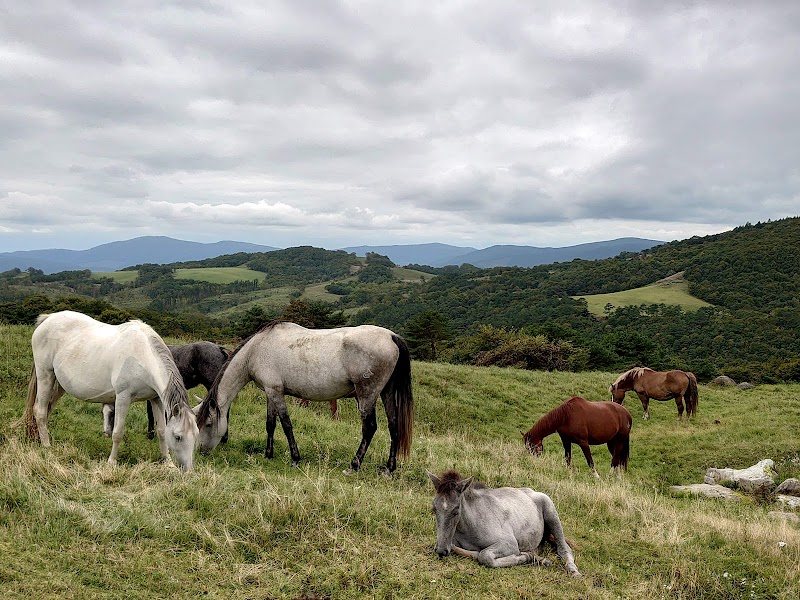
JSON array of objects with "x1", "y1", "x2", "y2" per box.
[
  {"x1": 610, "y1": 367, "x2": 698, "y2": 420},
  {"x1": 522, "y1": 396, "x2": 632, "y2": 477}
]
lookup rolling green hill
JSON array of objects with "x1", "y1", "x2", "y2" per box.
[{"x1": 576, "y1": 273, "x2": 713, "y2": 316}]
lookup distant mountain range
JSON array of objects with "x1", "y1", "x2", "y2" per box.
[
  {"x1": 342, "y1": 238, "x2": 666, "y2": 268},
  {"x1": 0, "y1": 236, "x2": 665, "y2": 273},
  {"x1": 0, "y1": 237, "x2": 279, "y2": 273}
]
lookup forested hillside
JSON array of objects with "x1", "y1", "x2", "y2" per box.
[{"x1": 1, "y1": 218, "x2": 799, "y2": 383}]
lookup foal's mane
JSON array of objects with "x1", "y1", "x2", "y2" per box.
[
  {"x1": 612, "y1": 366, "x2": 653, "y2": 387},
  {"x1": 196, "y1": 320, "x2": 287, "y2": 423},
  {"x1": 432, "y1": 470, "x2": 486, "y2": 494}
]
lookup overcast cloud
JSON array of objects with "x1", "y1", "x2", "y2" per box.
[{"x1": 1, "y1": 0, "x2": 798, "y2": 252}]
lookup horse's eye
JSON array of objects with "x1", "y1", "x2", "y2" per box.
[{"x1": 175, "y1": 435, "x2": 183, "y2": 442}]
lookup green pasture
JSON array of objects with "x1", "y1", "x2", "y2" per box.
[
  {"x1": 576, "y1": 280, "x2": 713, "y2": 316},
  {"x1": 174, "y1": 267, "x2": 266, "y2": 284},
  {"x1": 94, "y1": 270, "x2": 138, "y2": 284},
  {"x1": 1, "y1": 323, "x2": 798, "y2": 599}
]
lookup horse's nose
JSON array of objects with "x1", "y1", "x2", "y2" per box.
[{"x1": 435, "y1": 548, "x2": 449, "y2": 558}]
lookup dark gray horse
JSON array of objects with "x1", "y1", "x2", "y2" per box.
[
  {"x1": 427, "y1": 470, "x2": 581, "y2": 577},
  {"x1": 104, "y1": 341, "x2": 229, "y2": 439}
]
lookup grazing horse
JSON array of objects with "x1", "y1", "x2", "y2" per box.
[
  {"x1": 103, "y1": 341, "x2": 230, "y2": 439},
  {"x1": 24, "y1": 311, "x2": 198, "y2": 471},
  {"x1": 195, "y1": 320, "x2": 413, "y2": 475},
  {"x1": 427, "y1": 470, "x2": 581, "y2": 577},
  {"x1": 610, "y1": 367, "x2": 698, "y2": 420},
  {"x1": 522, "y1": 396, "x2": 632, "y2": 477}
]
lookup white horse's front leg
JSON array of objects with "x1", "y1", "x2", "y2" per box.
[
  {"x1": 108, "y1": 394, "x2": 132, "y2": 466},
  {"x1": 150, "y1": 399, "x2": 175, "y2": 467}
]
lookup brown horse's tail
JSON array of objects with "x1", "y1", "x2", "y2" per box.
[
  {"x1": 23, "y1": 362, "x2": 40, "y2": 441},
  {"x1": 618, "y1": 435, "x2": 630, "y2": 470},
  {"x1": 685, "y1": 372, "x2": 699, "y2": 417},
  {"x1": 383, "y1": 334, "x2": 414, "y2": 460}
]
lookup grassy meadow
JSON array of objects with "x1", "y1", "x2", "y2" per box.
[
  {"x1": 1, "y1": 323, "x2": 799, "y2": 599},
  {"x1": 576, "y1": 280, "x2": 712, "y2": 317}
]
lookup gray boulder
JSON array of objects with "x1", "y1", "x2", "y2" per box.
[
  {"x1": 736, "y1": 382, "x2": 754, "y2": 390},
  {"x1": 776, "y1": 478, "x2": 800, "y2": 496},
  {"x1": 704, "y1": 459, "x2": 776, "y2": 494},
  {"x1": 776, "y1": 495, "x2": 800, "y2": 510},
  {"x1": 670, "y1": 484, "x2": 740, "y2": 501},
  {"x1": 709, "y1": 375, "x2": 737, "y2": 386},
  {"x1": 769, "y1": 511, "x2": 800, "y2": 522}
]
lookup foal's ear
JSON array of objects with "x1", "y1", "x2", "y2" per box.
[
  {"x1": 426, "y1": 470, "x2": 441, "y2": 489},
  {"x1": 457, "y1": 476, "x2": 474, "y2": 494}
]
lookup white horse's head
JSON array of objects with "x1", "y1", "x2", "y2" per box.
[{"x1": 165, "y1": 404, "x2": 200, "y2": 472}]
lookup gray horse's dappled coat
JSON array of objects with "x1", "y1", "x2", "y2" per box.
[
  {"x1": 196, "y1": 320, "x2": 413, "y2": 474},
  {"x1": 428, "y1": 470, "x2": 581, "y2": 577}
]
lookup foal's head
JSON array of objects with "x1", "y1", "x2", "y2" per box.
[{"x1": 427, "y1": 470, "x2": 475, "y2": 557}]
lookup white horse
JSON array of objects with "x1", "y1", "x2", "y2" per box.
[
  {"x1": 24, "y1": 311, "x2": 199, "y2": 471},
  {"x1": 427, "y1": 470, "x2": 581, "y2": 577},
  {"x1": 195, "y1": 320, "x2": 413, "y2": 475}
]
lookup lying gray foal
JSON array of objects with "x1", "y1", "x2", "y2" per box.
[{"x1": 427, "y1": 469, "x2": 581, "y2": 577}]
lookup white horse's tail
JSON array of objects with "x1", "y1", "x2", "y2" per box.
[
  {"x1": 24, "y1": 362, "x2": 40, "y2": 441},
  {"x1": 23, "y1": 313, "x2": 52, "y2": 441}
]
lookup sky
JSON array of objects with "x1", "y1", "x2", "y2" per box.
[{"x1": 1, "y1": 1, "x2": 799, "y2": 253}]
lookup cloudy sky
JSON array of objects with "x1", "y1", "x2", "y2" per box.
[{"x1": 1, "y1": 1, "x2": 798, "y2": 252}]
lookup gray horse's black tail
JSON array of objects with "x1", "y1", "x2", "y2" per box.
[{"x1": 383, "y1": 334, "x2": 413, "y2": 460}]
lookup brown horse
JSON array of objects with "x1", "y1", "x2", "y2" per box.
[
  {"x1": 609, "y1": 367, "x2": 698, "y2": 421},
  {"x1": 522, "y1": 396, "x2": 632, "y2": 477}
]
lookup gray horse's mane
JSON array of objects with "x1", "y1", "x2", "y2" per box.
[
  {"x1": 612, "y1": 366, "x2": 653, "y2": 387},
  {"x1": 196, "y1": 320, "x2": 287, "y2": 424},
  {"x1": 432, "y1": 470, "x2": 486, "y2": 494}
]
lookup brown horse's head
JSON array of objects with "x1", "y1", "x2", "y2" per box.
[
  {"x1": 521, "y1": 431, "x2": 544, "y2": 455},
  {"x1": 609, "y1": 383, "x2": 626, "y2": 403}
]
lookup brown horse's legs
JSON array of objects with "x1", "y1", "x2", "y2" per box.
[
  {"x1": 330, "y1": 399, "x2": 339, "y2": 420},
  {"x1": 559, "y1": 434, "x2": 572, "y2": 467},
  {"x1": 674, "y1": 394, "x2": 686, "y2": 422},
  {"x1": 578, "y1": 443, "x2": 599, "y2": 477},
  {"x1": 637, "y1": 392, "x2": 650, "y2": 420}
]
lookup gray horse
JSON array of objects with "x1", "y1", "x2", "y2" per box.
[{"x1": 427, "y1": 470, "x2": 581, "y2": 577}]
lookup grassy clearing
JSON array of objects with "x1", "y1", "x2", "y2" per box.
[
  {"x1": 1, "y1": 324, "x2": 798, "y2": 599},
  {"x1": 577, "y1": 279, "x2": 712, "y2": 317},
  {"x1": 174, "y1": 267, "x2": 267, "y2": 284},
  {"x1": 93, "y1": 271, "x2": 139, "y2": 284}
]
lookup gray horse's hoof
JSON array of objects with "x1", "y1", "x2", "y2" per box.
[
  {"x1": 342, "y1": 468, "x2": 356, "y2": 476},
  {"x1": 377, "y1": 466, "x2": 393, "y2": 479}
]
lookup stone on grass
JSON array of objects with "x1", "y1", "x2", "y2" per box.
[
  {"x1": 704, "y1": 459, "x2": 776, "y2": 494},
  {"x1": 709, "y1": 375, "x2": 737, "y2": 386},
  {"x1": 768, "y1": 511, "x2": 800, "y2": 522},
  {"x1": 670, "y1": 484, "x2": 740, "y2": 501},
  {"x1": 776, "y1": 495, "x2": 800, "y2": 510},
  {"x1": 776, "y1": 478, "x2": 800, "y2": 496},
  {"x1": 736, "y1": 382, "x2": 754, "y2": 390}
]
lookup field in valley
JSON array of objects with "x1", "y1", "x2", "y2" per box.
[
  {"x1": 1, "y1": 323, "x2": 798, "y2": 599},
  {"x1": 576, "y1": 278, "x2": 712, "y2": 317}
]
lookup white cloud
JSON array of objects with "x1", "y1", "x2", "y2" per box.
[{"x1": 1, "y1": 0, "x2": 798, "y2": 252}]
